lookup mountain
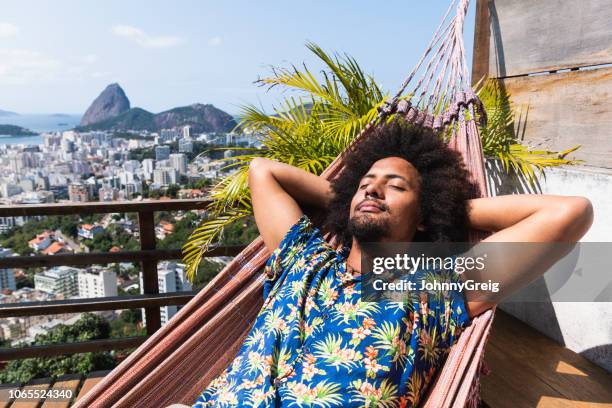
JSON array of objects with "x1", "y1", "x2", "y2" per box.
[
  {"x1": 0, "y1": 124, "x2": 37, "y2": 136},
  {"x1": 153, "y1": 104, "x2": 236, "y2": 133},
  {"x1": 0, "y1": 109, "x2": 18, "y2": 117},
  {"x1": 78, "y1": 103, "x2": 237, "y2": 134},
  {"x1": 80, "y1": 83, "x2": 130, "y2": 126}
]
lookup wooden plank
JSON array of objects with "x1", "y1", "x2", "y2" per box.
[
  {"x1": 0, "y1": 383, "x2": 21, "y2": 408},
  {"x1": 482, "y1": 311, "x2": 612, "y2": 407},
  {"x1": 0, "y1": 337, "x2": 147, "y2": 361},
  {"x1": 10, "y1": 377, "x2": 51, "y2": 408},
  {"x1": 138, "y1": 211, "x2": 161, "y2": 335},
  {"x1": 471, "y1": 0, "x2": 491, "y2": 86},
  {"x1": 40, "y1": 374, "x2": 82, "y2": 408},
  {"x1": 0, "y1": 292, "x2": 198, "y2": 318},
  {"x1": 500, "y1": 67, "x2": 612, "y2": 168},
  {"x1": 487, "y1": 0, "x2": 612, "y2": 77},
  {"x1": 74, "y1": 371, "x2": 109, "y2": 403},
  {"x1": 0, "y1": 245, "x2": 245, "y2": 269},
  {"x1": 0, "y1": 198, "x2": 210, "y2": 217}
]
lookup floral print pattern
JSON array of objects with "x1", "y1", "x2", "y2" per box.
[{"x1": 194, "y1": 215, "x2": 470, "y2": 407}]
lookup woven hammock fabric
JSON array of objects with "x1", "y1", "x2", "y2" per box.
[{"x1": 74, "y1": 1, "x2": 496, "y2": 406}]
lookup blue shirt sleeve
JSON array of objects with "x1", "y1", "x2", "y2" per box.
[
  {"x1": 262, "y1": 214, "x2": 330, "y2": 299},
  {"x1": 435, "y1": 266, "x2": 472, "y2": 346}
]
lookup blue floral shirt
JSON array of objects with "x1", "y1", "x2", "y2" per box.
[{"x1": 194, "y1": 215, "x2": 470, "y2": 407}]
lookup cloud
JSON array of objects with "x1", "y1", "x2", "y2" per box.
[
  {"x1": 207, "y1": 36, "x2": 222, "y2": 47},
  {"x1": 91, "y1": 71, "x2": 110, "y2": 78},
  {"x1": 82, "y1": 54, "x2": 98, "y2": 64},
  {"x1": 0, "y1": 49, "x2": 61, "y2": 85},
  {"x1": 0, "y1": 23, "x2": 18, "y2": 38},
  {"x1": 111, "y1": 25, "x2": 183, "y2": 48}
]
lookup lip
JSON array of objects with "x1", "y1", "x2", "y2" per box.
[{"x1": 357, "y1": 201, "x2": 384, "y2": 213}]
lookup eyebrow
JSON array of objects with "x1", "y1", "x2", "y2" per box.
[{"x1": 362, "y1": 173, "x2": 411, "y2": 184}]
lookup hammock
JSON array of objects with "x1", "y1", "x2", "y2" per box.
[{"x1": 74, "y1": 1, "x2": 495, "y2": 406}]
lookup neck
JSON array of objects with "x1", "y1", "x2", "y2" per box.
[{"x1": 346, "y1": 238, "x2": 363, "y2": 272}]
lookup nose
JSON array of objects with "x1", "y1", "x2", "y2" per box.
[{"x1": 365, "y1": 181, "x2": 384, "y2": 199}]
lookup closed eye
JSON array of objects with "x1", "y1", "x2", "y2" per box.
[{"x1": 390, "y1": 185, "x2": 406, "y2": 191}]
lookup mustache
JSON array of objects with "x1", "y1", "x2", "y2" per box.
[{"x1": 356, "y1": 198, "x2": 390, "y2": 212}]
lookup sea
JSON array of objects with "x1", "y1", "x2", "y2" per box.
[{"x1": 0, "y1": 114, "x2": 82, "y2": 145}]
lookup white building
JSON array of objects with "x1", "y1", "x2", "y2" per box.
[
  {"x1": 169, "y1": 153, "x2": 188, "y2": 175},
  {"x1": 140, "y1": 262, "x2": 192, "y2": 326},
  {"x1": 182, "y1": 126, "x2": 191, "y2": 139},
  {"x1": 0, "y1": 247, "x2": 16, "y2": 291},
  {"x1": 153, "y1": 167, "x2": 178, "y2": 187},
  {"x1": 142, "y1": 159, "x2": 155, "y2": 180},
  {"x1": 78, "y1": 268, "x2": 117, "y2": 298},
  {"x1": 34, "y1": 266, "x2": 79, "y2": 298}
]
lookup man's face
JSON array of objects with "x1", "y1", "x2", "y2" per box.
[{"x1": 348, "y1": 157, "x2": 422, "y2": 243}]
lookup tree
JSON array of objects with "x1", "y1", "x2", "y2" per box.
[{"x1": 0, "y1": 313, "x2": 116, "y2": 383}]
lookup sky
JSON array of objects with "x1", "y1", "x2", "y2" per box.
[{"x1": 0, "y1": 0, "x2": 475, "y2": 115}]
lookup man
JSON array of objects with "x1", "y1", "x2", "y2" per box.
[{"x1": 193, "y1": 121, "x2": 593, "y2": 407}]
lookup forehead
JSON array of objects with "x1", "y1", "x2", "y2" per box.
[{"x1": 366, "y1": 157, "x2": 420, "y2": 181}]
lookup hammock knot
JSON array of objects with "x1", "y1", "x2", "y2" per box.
[{"x1": 378, "y1": 99, "x2": 398, "y2": 116}]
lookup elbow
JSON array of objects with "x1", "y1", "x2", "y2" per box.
[
  {"x1": 248, "y1": 157, "x2": 271, "y2": 186},
  {"x1": 556, "y1": 196, "x2": 594, "y2": 242}
]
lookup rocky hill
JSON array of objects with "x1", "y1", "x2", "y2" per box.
[
  {"x1": 77, "y1": 84, "x2": 237, "y2": 133},
  {"x1": 80, "y1": 83, "x2": 130, "y2": 126}
]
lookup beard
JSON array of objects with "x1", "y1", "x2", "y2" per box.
[{"x1": 348, "y1": 213, "x2": 392, "y2": 243}]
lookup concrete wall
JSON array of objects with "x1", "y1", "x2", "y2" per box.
[{"x1": 487, "y1": 162, "x2": 612, "y2": 372}]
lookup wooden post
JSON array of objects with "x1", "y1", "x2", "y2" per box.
[
  {"x1": 471, "y1": 0, "x2": 491, "y2": 86},
  {"x1": 138, "y1": 211, "x2": 161, "y2": 334}
]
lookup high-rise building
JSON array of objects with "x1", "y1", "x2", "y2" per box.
[
  {"x1": 78, "y1": 268, "x2": 117, "y2": 298},
  {"x1": 169, "y1": 153, "x2": 188, "y2": 175},
  {"x1": 182, "y1": 125, "x2": 191, "y2": 139},
  {"x1": 68, "y1": 183, "x2": 89, "y2": 202},
  {"x1": 153, "y1": 167, "x2": 178, "y2": 187},
  {"x1": 178, "y1": 138, "x2": 193, "y2": 154},
  {"x1": 34, "y1": 266, "x2": 79, "y2": 298},
  {"x1": 140, "y1": 262, "x2": 192, "y2": 326},
  {"x1": 142, "y1": 159, "x2": 155, "y2": 180},
  {"x1": 0, "y1": 248, "x2": 16, "y2": 291},
  {"x1": 160, "y1": 129, "x2": 180, "y2": 144},
  {"x1": 155, "y1": 145, "x2": 171, "y2": 161}
]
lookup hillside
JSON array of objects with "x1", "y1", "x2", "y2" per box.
[
  {"x1": 77, "y1": 104, "x2": 237, "y2": 133},
  {"x1": 0, "y1": 124, "x2": 37, "y2": 136}
]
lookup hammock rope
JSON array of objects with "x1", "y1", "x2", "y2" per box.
[{"x1": 74, "y1": 1, "x2": 495, "y2": 406}]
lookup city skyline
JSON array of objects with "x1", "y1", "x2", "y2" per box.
[{"x1": 0, "y1": 1, "x2": 475, "y2": 115}]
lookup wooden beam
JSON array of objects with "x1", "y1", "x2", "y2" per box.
[
  {"x1": 471, "y1": 0, "x2": 490, "y2": 86},
  {"x1": 0, "y1": 198, "x2": 211, "y2": 217},
  {"x1": 0, "y1": 245, "x2": 246, "y2": 268},
  {"x1": 0, "y1": 337, "x2": 147, "y2": 361},
  {"x1": 0, "y1": 292, "x2": 198, "y2": 318},
  {"x1": 138, "y1": 211, "x2": 161, "y2": 334}
]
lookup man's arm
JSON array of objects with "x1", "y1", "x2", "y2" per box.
[
  {"x1": 248, "y1": 157, "x2": 331, "y2": 252},
  {"x1": 463, "y1": 194, "x2": 594, "y2": 317}
]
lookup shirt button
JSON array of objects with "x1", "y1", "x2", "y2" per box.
[{"x1": 303, "y1": 346, "x2": 311, "y2": 354}]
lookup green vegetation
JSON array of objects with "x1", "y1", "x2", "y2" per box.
[
  {"x1": 112, "y1": 131, "x2": 155, "y2": 141},
  {"x1": 0, "y1": 124, "x2": 37, "y2": 136},
  {"x1": 0, "y1": 314, "x2": 117, "y2": 383},
  {"x1": 82, "y1": 224, "x2": 139, "y2": 252},
  {"x1": 110, "y1": 309, "x2": 145, "y2": 338},
  {"x1": 0, "y1": 216, "x2": 79, "y2": 256}
]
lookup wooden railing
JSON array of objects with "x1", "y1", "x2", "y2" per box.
[{"x1": 0, "y1": 199, "x2": 246, "y2": 361}]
